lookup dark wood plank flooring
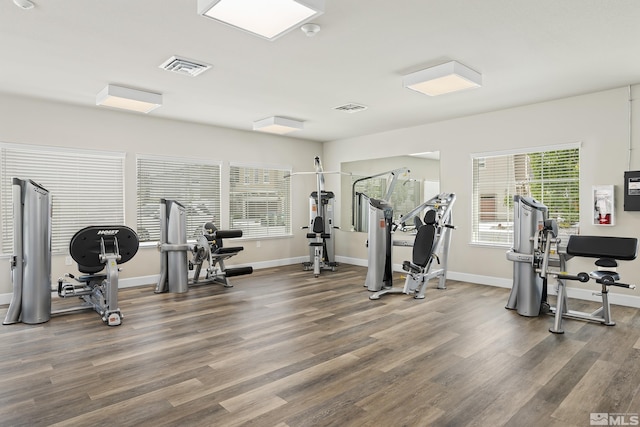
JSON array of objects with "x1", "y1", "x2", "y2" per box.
[{"x1": 1, "y1": 264, "x2": 639, "y2": 426}]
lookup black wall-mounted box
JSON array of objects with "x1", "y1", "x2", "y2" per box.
[{"x1": 624, "y1": 171, "x2": 640, "y2": 211}]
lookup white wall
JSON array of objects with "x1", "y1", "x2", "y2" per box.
[
  {"x1": 0, "y1": 93, "x2": 322, "y2": 297},
  {"x1": 325, "y1": 86, "x2": 640, "y2": 307}
]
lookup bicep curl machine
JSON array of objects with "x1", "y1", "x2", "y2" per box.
[
  {"x1": 3, "y1": 178, "x2": 138, "y2": 327},
  {"x1": 366, "y1": 192, "x2": 456, "y2": 300},
  {"x1": 506, "y1": 196, "x2": 637, "y2": 334},
  {"x1": 155, "y1": 199, "x2": 253, "y2": 293}
]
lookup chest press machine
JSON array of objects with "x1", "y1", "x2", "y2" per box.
[
  {"x1": 506, "y1": 196, "x2": 637, "y2": 333},
  {"x1": 366, "y1": 192, "x2": 456, "y2": 300},
  {"x1": 3, "y1": 178, "x2": 138, "y2": 327},
  {"x1": 155, "y1": 199, "x2": 253, "y2": 293}
]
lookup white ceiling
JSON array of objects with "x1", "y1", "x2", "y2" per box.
[{"x1": 2, "y1": 0, "x2": 640, "y2": 142}]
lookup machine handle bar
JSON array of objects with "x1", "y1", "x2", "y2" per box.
[
  {"x1": 557, "y1": 272, "x2": 590, "y2": 282},
  {"x1": 611, "y1": 282, "x2": 636, "y2": 289},
  {"x1": 600, "y1": 276, "x2": 636, "y2": 289}
]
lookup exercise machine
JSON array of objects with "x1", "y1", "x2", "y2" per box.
[
  {"x1": 155, "y1": 199, "x2": 252, "y2": 293},
  {"x1": 304, "y1": 157, "x2": 338, "y2": 277},
  {"x1": 190, "y1": 221, "x2": 253, "y2": 287},
  {"x1": 304, "y1": 188, "x2": 338, "y2": 277},
  {"x1": 366, "y1": 192, "x2": 456, "y2": 300},
  {"x1": 288, "y1": 157, "x2": 341, "y2": 277},
  {"x1": 506, "y1": 196, "x2": 637, "y2": 333},
  {"x1": 3, "y1": 178, "x2": 138, "y2": 327},
  {"x1": 56, "y1": 226, "x2": 139, "y2": 326}
]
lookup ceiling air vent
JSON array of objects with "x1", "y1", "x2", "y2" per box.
[
  {"x1": 159, "y1": 56, "x2": 212, "y2": 77},
  {"x1": 333, "y1": 103, "x2": 368, "y2": 113}
]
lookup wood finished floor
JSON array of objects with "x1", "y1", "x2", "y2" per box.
[{"x1": 1, "y1": 264, "x2": 639, "y2": 427}]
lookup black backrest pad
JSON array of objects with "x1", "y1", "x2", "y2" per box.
[
  {"x1": 312, "y1": 216, "x2": 324, "y2": 234},
  {"x1": 70, "y1": 226, "x2": 140, "y2": 268},
  {"x1": 412, "y1": 224, "x2": 436, "y2": 267},
  {"x1": 566, "y1": 235, "x2": 638, "y2": 261}
]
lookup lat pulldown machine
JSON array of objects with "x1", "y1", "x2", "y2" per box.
[
  {"x1": 366, "y1": 192, "x2": 456, "y2": 300},
  {"x1": 506, "y1": 195, "x2": 637, "y2": 333},
  {"x1": 287, "y1": 157, "x2": 341, "y2": 277},
  {"x1": 155, "y1": 199, "x2": 253, "y2": 293},
  {"x1": 3, "y1": 178, "x2": 138, "y2": 327}
]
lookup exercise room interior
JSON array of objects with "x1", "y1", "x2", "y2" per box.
[{"x1": 1, "y1": 1, "x2": 640, "y2": 426}]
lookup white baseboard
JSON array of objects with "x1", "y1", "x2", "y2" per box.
[
  {"x1": 3, "y1": 257, "x2": 640, "y2": 309},
  {"x1": 447, "y1": 271, "x2": 513, "y2": 288}
]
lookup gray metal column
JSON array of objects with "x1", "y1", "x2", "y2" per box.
[
  {"x1": 4, "y1": 178, "x2": 51, "y2": 325},
  {"x1": 364, "y1": 198, "x2": 393, "y2": 292},
  {"x1": 506, "y1": 195, "x2": 547, "y2": 316},
  {"x1": 166, "y1": 199, "x2": 188, "y2": 293}
]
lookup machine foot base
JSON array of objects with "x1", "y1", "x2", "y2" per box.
[{"x1": 106, "y1": 312, "x2": 122, "y2": 326}]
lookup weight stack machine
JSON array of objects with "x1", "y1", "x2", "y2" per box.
[{"x1": 303, "y1": 190, "x2": 338, "y2": 274}]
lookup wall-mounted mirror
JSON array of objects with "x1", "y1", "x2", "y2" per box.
[{"x1": 340, "y1": 152, "x2": 440, "y2": 232}]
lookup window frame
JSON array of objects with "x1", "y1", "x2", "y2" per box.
[{"x1": 470, "y1": 143, "x2": 581, "y2": 247}]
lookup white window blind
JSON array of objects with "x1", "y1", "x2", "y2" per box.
[
  {"x1": 1, "y1": 143, "x2": 125, "y2": 255},
  {"x1": 471, "y1": 145, "x2": 580, "y2": 246},
  {"x1": 136, "y1": 155, "x2": 221, "y2": 242},
  {"x1": 229, "y1": 163, "x2": 291, "y2": 238}
]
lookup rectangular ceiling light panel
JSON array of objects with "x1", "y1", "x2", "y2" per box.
[
  {"x1": 253, "y1": 116, "x2": 304, "y2": 134},
  {"x1": 197, "y1": 0, "x2": 324, "y2": 40},
  {"x1": 96, "y1": 85, "x2": 162, "y2": 113},
  {"x1": 403, "y1": 61, "x2": 482, "y2": 96}
]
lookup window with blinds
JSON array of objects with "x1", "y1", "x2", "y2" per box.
[
  {"x1": 229, "y1": 163, "x2": 291, "y2": 238},
  {"x1": 0, "y1": 143, "x2": 125, "y2": 255},
  {"x1": 136, "y1": 155, "x2": 221, "y2": 242},
  {"x1": 471, "y1": 144, "x2": 580, "y2": 246}
]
